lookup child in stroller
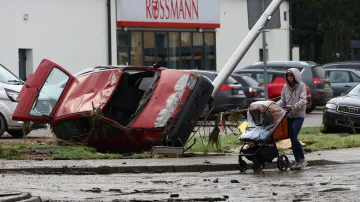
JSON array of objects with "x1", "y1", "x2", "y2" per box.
[{"x1": 238, "y1": 100, "x2": 291, "y2": 172}]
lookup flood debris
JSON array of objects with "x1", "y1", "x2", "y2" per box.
[
  {"x1": 170, "y1": 194, "x2": 180, "y2": 198},
  {"x1": 115, "y1": 189, "x2": 170, "y2": 196},
  {"x1": 109, "y1": 189, "x2": 122, "y2": 193},
  {"x1": 81, "y1": 188, "x2": 102, "y2": 193},
  {"x1": 151, "y1": 180, "x2": 177, "y2": 184},
  {"x1": 271, "y1": 183, "x2": 292, "y2": 187},
  {"x1": 213, "y1": 178, "x2": 219, "y2": 183},
  {"x1": 319, "y1": 187, "x2": 351, "y2": 192}
]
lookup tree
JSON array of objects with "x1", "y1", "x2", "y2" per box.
[{"x1": 291, "y1": 0, "x2": 360, "y2": 63}]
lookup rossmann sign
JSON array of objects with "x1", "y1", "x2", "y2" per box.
[{"x1": 116, "y1": 0, "x2": 220, "y2": 28}]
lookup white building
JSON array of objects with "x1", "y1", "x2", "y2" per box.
[{"x1": 0, "y1": 0, "x2": 291, "y2": 80}]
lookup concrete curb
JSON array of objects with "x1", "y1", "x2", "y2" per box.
[{"x1": 0, "y1": 159, "x2": 342, "y2": 175}]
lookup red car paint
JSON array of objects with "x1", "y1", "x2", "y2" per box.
[
  {"x1": 13, "y1": 59, "x2": 213, "y2": 152},
  {"x1": 261, "y1": 76, "x2": 312, "y2": 109}
]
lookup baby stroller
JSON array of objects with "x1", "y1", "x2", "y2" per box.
[{"x1": 238, "y1": 101, "x2": 291, "y2": 172}]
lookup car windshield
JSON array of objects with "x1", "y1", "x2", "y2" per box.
[
  {"x1": 225, "y1": 76, "x2": 238, "y2": 84},
  {"x1": 0, "y1": 63, "x2": 23, "y2": 85},
  {"x1": 312, "y1": 65, "x2": 326, "y2": 78},
  {"x1": 348, "y1": 84, "x2": 360, "y2": 96},
  {"x1": 242, "y1": 75, "x2": 259, "y2": 86},
  {"x1": 29, "y1": 67, "x2": 70, "y2": 117}
]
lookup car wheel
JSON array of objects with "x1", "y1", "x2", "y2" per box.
[
  {"x1": 7, "y1": 130, "x2": 25, "y2": 138},
  {"x1": 321, "y1": 123, "x2": 338, "y2": 133},
  {"x1": 0, "y1": 115, "x2": 6, "y2": 137},
  {"x1": 306, "y1": 104, "x2": 316, "y2": 114}
]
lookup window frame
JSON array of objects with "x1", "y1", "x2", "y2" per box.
[{"x1": 116, "y1": 29, "x2": 216, "y2": 70}]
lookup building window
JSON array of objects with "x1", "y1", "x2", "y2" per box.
[
  {"x1": 117, "y1": 31, "x2": 130, "y2": 65},
  {"x1": 131, "y1": 32, "x2": 143, "y2": 66},
  {"x1": 168, "y1": 32, "x2": 181, "y2": 69},
  {"x1": 204, "y1": 32, "x2": 216, "y2": 70},
  {"x1": 117, "y1": 30, "x2": 216, "y2": 70},
  {"x1": 155, "y1": 32, "x2": 168, "y2": 67},
  {"x1": 259, "y1": 48, "x2": 268, "y2": 62},
  {"x1": 181, "y1": 32, "x2": 192, "y2": 69},
  {"x1": 193, "y1": 32, "x2": 204, "y2": 70},
  {"x1": 143, "y1": 32, "x2": 156, "y2": 66}
]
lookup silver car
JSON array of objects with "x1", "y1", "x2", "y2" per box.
[{"x1": 0, "y1": 63, "x2": 45, "y2": 138}]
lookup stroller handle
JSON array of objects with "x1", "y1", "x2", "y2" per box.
[{"x1": 282, "y1": 107, "x2": 291, "y2": 114}]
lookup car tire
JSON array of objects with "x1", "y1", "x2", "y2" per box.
[
  {"x1": 321, "y1": 123, "x2": 336, "y2": 133},
  {"x1": 0, "y1": 115, "x2": 6, "y2": 137},
  {"x1": 7, "y1": 130, "x2": 25, "y2": 138},
  {"x1": 306, "y1": 104, "x2": 316, "y2": 114}
]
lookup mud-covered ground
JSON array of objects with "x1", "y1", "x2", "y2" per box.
[{"x1": 1, "y1": 163, "x2": 359, "y2": 202}]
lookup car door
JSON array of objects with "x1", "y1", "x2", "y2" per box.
[
  {"x1": 12, "y1": 59, "x2": 75, "y2": 122},
  {"x1": 327, "y1": 70, "x2": 352, "y2": 97}
]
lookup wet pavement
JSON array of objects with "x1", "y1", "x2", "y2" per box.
[
  {"x1": 1, "y1": 163, "x2": 360, "y2": 201},
  {"x1": 1, "y1": 147, "x2": 360, "y2": 172}
]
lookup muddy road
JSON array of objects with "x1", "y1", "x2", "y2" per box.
[{"x1": 1, "y1": 163, "x2": 359, "y2": 201}]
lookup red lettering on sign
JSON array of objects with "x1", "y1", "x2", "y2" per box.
[
  {"x1": 165, "y1": 0, "x2": 170, "y2": 19},
  {"x1": 160, "y1": 0, "x2": 165, "y2": 19},
  {"x1": 179, "y1": 0, "x2": 185, "y2": 19},
  {"x1": 192, "y1": 0, "x2": 198, "y2": 19},
  {"x1": 146, "y1": 0, "x2": 152, "y2": 18},
  {"x1": 152, "y1": 0, "x2": 159, "y2": 19},
  {"x1": 146, "y1": 0, "x2": 199, "y2": 20},
  {"x1": 171, "y1": 0, "x2": 179, "y2": 19},
  {"x1": 185, "y1": 0, "x2": 191, "y2": 19}
]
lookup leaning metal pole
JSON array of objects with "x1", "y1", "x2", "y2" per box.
[
  {"x1": 261, "y1": 0, "x2": 269, "y2": 100},
  {"x1": 211, "y1": 0, "x2": 284, "y2": 97}
]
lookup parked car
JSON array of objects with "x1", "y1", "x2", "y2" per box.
[
  {"x1": 12, "y1": 59, "x2": 214, "y2": 152},
  {"x1": 324, "y1": 68, "x2": 360, "y2": 97},
  {"x1": 322, "y1": 61, "x2": 360, "y2": 71},
  {"x1": 241, "y1": 61, "x2": 333, "y2": 112},
  {"x1": 0, "y1": 63, "x2": 45, "y2": 138},
  {"x1": 187, "y1": 70, "x2": 247, "y2": 113},
  {"x1": 323, "y1": 83, "x2": 360, "y2": 132},
  {"x1": 235, "y1": 69, "x2": 313, "y2": 113},
  {"x1": 230, "y1": 73, "x2": 265, "y2": 107}
]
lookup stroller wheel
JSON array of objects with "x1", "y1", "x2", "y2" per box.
[
  {"x1": 277, "y1": 155, "x2": 290, "y2": 171},
  {"x1": 252, "y1": 158, "x2": 264, "y2": 173},
  {"x1": 239, "y1": 160, "x2": 247, "y2": 172}
]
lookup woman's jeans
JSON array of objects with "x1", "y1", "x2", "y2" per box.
[{"x1": 288, "y1": 117, "x2": 305, "y2": 162}]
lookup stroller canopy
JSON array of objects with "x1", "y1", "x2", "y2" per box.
[{"x1": 240, "y1": 101, "x2": 287, "y2": 142}]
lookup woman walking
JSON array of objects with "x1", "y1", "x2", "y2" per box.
[{"x1": 277, "y1": 68, "x2": 307, "y2": 170}]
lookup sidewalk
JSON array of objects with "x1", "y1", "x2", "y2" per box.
[{"x1": 1, "y1": 148, "x2": 360, "y2": 174}]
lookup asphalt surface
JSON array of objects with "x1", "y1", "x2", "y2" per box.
[{"x1": 1, "y1": 163, "x2": 360, "y2": 201}]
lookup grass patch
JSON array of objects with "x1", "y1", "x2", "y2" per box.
[
  {"x1": 0, "y1": 141, "x2": 132, "y2": 160},
  {"x1": 187, "y1": 126, "x2": 360, "y2": 154},
  {"x1": 2, "y1": 127, "x2": 360, "y2": 160}
]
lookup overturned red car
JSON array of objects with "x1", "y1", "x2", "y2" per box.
[{"x1": 12, "y1": 59, "x2": 214, "y2": 152}]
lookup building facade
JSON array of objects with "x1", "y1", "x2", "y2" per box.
[{"x1": 0, "y1": 0, "x2": 290, "y2": 80}]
